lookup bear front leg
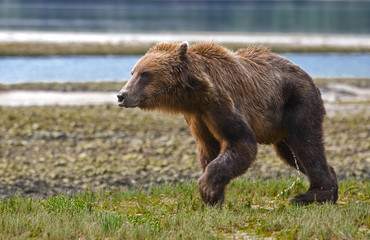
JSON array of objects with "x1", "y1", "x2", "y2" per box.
[
  {"x1": 198, "y1": 109, "x2": 257, "y2": 206},
  {"x1": 185, "y1": 115, "x2": 221, "y2": 172}
]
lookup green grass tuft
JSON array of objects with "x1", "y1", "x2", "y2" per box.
[{"x1": 0, "y1": 179, "x2": 369, "y2": 239}]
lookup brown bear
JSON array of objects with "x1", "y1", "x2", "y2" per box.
[{"x1": 117, "y1": 42, "x2": 338, "y2": 206}]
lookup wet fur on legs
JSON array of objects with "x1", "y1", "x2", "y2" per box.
[{"x1": 279, "y1": 95, "x2": 338, "y2": 205}]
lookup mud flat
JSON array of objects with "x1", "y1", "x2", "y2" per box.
[
  {"x1": 0, "y1": 80, "x2": 369, "y2": 197},
  {"x1": 0, "y1": 103, "x2": 368, "y2": 198}
]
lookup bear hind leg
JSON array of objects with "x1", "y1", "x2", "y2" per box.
[
  {"x1": 285, "y1": 136, "x2": 338, "y2": 205},
  {"x1": 283, "y1": 103, "x2": 338, "y2": 205}
]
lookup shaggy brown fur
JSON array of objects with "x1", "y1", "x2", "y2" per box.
[{"x1": 118, "y1": 42, "x2": 338, "y2": 206}]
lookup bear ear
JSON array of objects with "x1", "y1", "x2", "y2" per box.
[{"x1": 178, "y1": 41, "x2": 189, "y2": 59}]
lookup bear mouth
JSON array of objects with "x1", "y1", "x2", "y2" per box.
[
  {"x1": 118, "y1": 99, "x2": 139, "y2": 108},
  {"x1": 118, "y1": 101, "x2": 125, "y2": 107}
]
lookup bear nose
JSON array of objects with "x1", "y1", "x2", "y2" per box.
[{"x1": 117, "y1": 92, "x2": 127, "y2": 102}]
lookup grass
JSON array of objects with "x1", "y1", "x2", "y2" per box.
[
  {"x1": 0, "y1": 178, "x2": 369, "y2": 239},
  {"x1": 1, "y1": 42, "x2": 370, "y2": 56}
]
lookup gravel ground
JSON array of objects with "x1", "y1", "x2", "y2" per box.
[
  {"x1": 0, "y1": 81, "x2": 369, "y2": 198},
  {"x1": 1, "y1": 103, "x2": 369, "y2": 198}
]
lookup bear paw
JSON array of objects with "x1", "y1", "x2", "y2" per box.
[
  {"x1": 198, "y1": 175, "x2": 225, "y2": 207},
  {"x1": 290, "y1": 187, "x2": 338, "y2": 205}
]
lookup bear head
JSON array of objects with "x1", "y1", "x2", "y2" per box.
[{"x1": 117, "y1": 42, "x2": 214, "y2": 113}]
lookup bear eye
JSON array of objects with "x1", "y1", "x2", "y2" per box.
[{"x1": 141, "y1": 71, "x2": 150, "y2": 78}]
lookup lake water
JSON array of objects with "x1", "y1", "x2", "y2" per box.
[
  {"x1": 0, "y1": 53, "x2": 369, "y2": 84},
  {"x1": 0, "y1": 0, "x2": 369, "y2": 34}
]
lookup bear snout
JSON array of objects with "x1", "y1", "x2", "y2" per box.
[
  {"x1": 117, "y1": 92, "x2": 128, "y2": 107},
  {"x1": 117, "y1": 92, "x2": 126, "y2": 103},
  {"x1": 117, "y1": 92, "x2": 126, "y2": 102},
  {"x1": 117, "y1": 91, "x2": 139, "y2": 108}
]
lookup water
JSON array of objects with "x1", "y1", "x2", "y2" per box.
[
  {"x1": 0, "y1": 53, "x2": 369, "y2": 84},
  {"x1": 0, "y1": 0, "x2": 369, "y2": 34},
  {"x1": 0, "y1": 56, "x2": 138, "y2": 83}
]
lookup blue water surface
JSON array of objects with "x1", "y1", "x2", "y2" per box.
[
  {"x1": 0, "y1": 53, "x2": 369, "y2": 84},
  {"x1": 0, "y1": 56, "x2": 139, "y2": 84}
]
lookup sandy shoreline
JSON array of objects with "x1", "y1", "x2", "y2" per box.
[
  {"x1": 0, "y1": 91, "x2": 118, "y2": 107},
  {"x1": 1, "y1": 31, "x2": 370, "y2": 47},
  {"x1": 1, "y1": 31, "x2": 370, "y2": 55}
]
